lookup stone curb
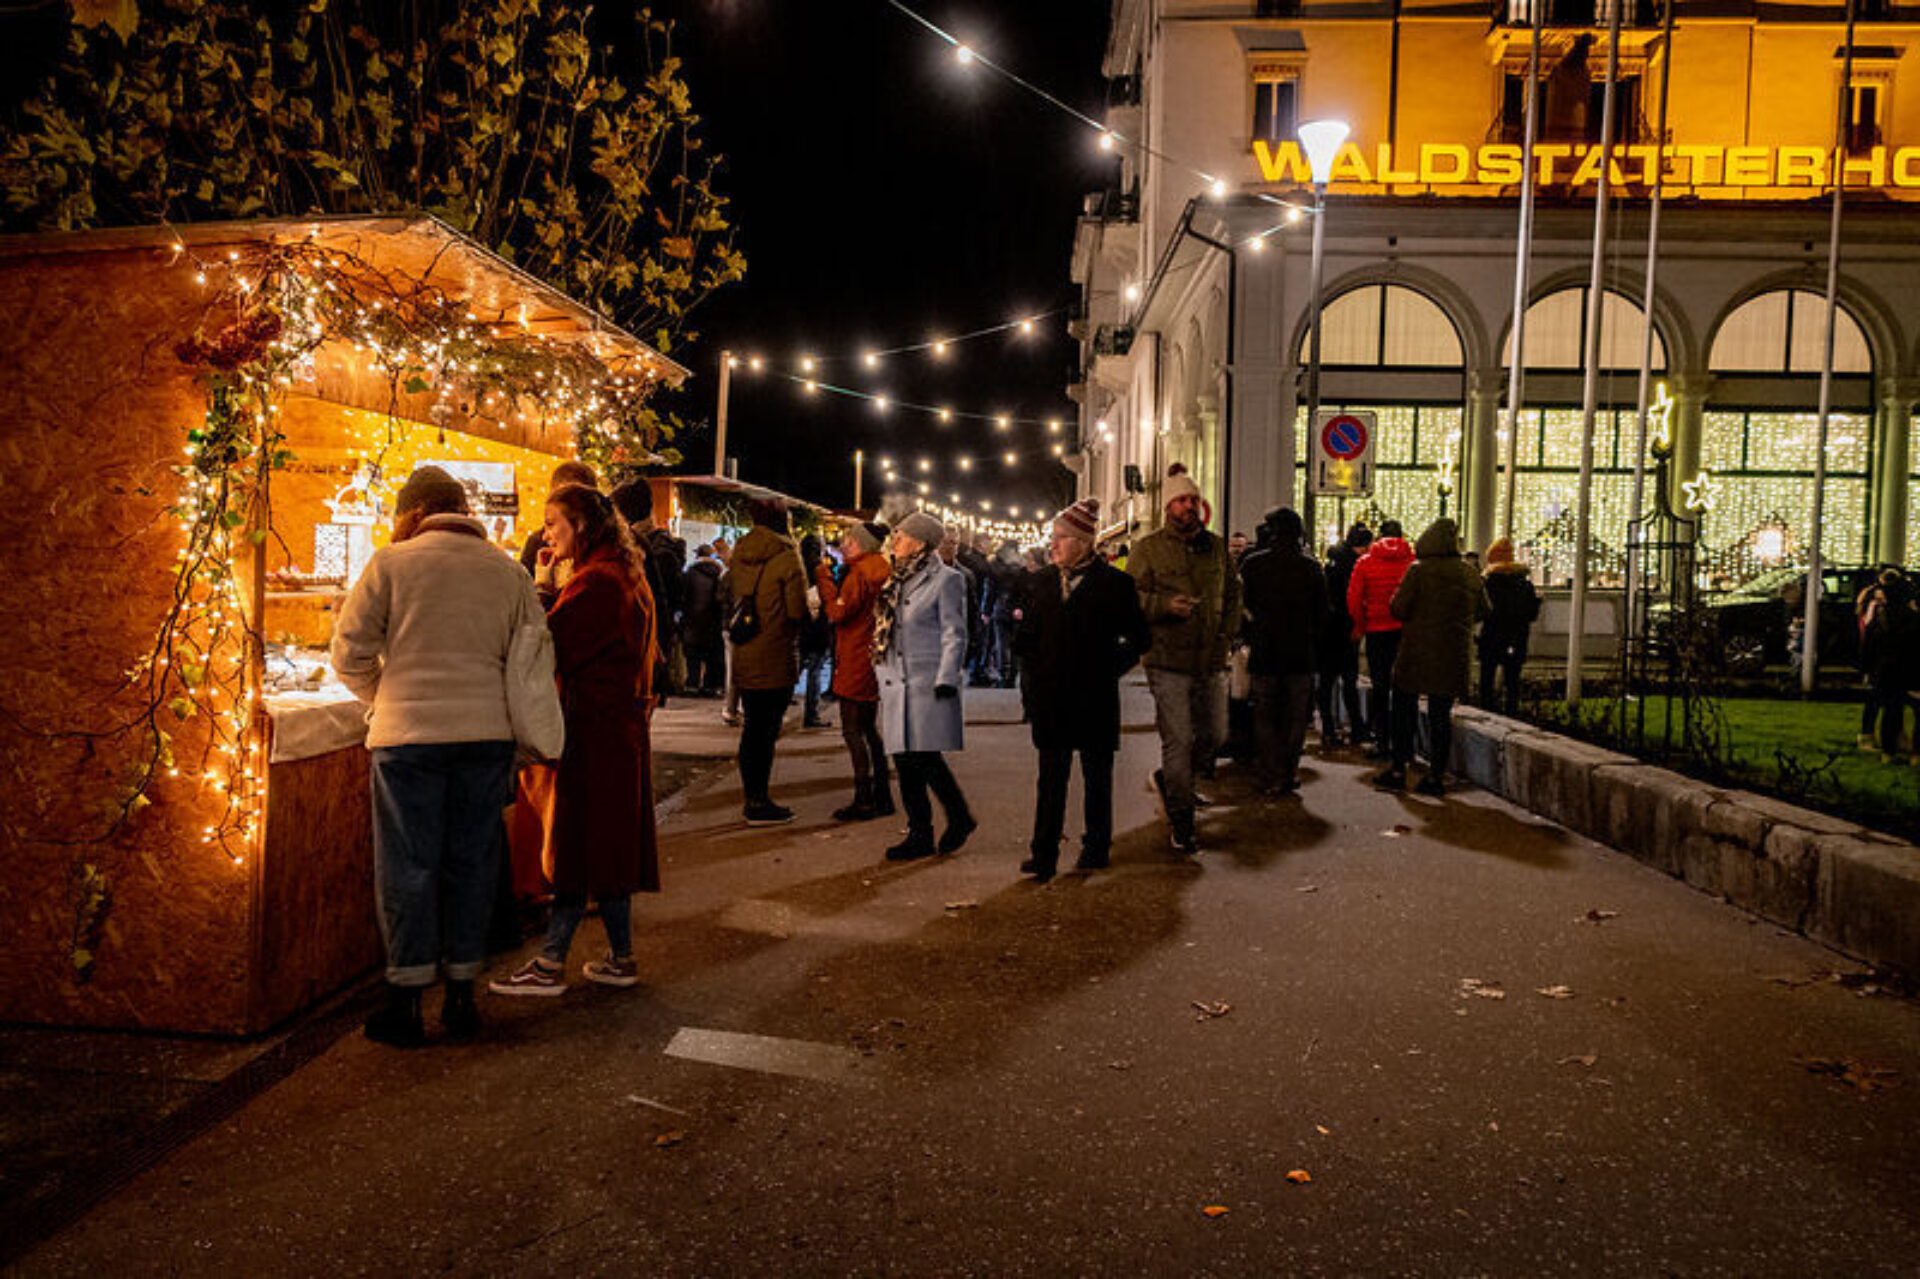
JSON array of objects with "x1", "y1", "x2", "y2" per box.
[{"x1": 1446, "y1": 706, "x2": 1920, "y2": 981}]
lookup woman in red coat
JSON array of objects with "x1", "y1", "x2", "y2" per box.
[
  {"x1": 492, "y1": 484, "x2": 658, "y2": 996},
  {"x1": 816, "y1": 520, "x2": 894, "y2": 820}
]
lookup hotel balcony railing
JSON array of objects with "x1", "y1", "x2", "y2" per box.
[
  {"x1": 1083, "y1": 184, "x2": 1140, "y2": 224},
  {"x1": 1497, "y1": 0, "x2": 1660, "y2": 27}
]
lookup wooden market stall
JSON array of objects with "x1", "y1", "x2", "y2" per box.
[{"x1": 0, "y1": 216, "x2": 683, "y2": 1034}]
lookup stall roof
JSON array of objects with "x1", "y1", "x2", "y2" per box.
[
  {"x1": 670, "y1": 474, "x2": 838, "y2": 519},
  {"x1": 0, "y1": 214, "x2": 689, "y2": 387}
]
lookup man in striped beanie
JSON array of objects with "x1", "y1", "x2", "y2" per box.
[{"x1": 1013, "y1": 497, "x2": 1150, "y2": 882}]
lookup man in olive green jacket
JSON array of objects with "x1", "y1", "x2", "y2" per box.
[{"x1": 1128, "y1": 464, "x2": 1242, "y2": 854}]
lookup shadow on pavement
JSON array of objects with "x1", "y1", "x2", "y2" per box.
[{"x1": 1391, "y1": 793, "x2": 1575, "y2": 869}]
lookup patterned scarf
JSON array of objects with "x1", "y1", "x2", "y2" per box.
[{"x1": 872, "y1": 545, "x2": 934, "y2": 661}]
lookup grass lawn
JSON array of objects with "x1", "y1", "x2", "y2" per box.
[{"x1": 1536, "y1": 694, "x2": 1920, "y2": 842}]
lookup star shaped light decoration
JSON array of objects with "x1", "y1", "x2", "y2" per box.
[
  {"x1": 1649, "y1": 382, "x2": 1676, "y2": 458},
  {"x1": 1681, "y1": 468, "x2": 1719, "y2": 514}
]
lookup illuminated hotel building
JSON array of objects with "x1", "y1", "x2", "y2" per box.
[{"x1": 1069, "y1": 0, "x2": 1920, "y2": 585}]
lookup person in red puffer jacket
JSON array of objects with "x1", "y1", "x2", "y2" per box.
[{"x1": 1346, "y1": 519, "x2": 1415, "y2": 758}]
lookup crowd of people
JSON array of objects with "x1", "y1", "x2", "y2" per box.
[{"x1": 330, "y1": 456, "x2": 1554, "y2": 1046}]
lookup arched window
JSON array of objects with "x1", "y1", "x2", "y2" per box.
[
  {"x1": 1709, "y1": 290, "x2": 1871, "y2": 374},
  {"x1": 1501, "y1": 286, "x2": 1667, "y2": 370},
  {"x1": 1300, "y1": 283, "x2": 1463, "y2": 367}
]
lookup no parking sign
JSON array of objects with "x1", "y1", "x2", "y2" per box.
[{"x1": 1311, "y1": 409, "x2": 1376, "y2": 497}]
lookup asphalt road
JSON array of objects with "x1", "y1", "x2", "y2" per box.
[{"x1": 21, "y1": 686, "x2": 1920, "y2": 1277}]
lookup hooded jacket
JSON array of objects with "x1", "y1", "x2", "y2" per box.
[
  {"x1": 1479, "y1": 562, "x2": 1542, "y2": 656},
  {"x1": 1389, "y1": 520, "x2": 1491, "y2": 698},
  {"x1": 1239, "y1": 538, "x2": 1329, "y2": 676},
  {"x1": 724, "y1": 524, "x2": 808, "y2": 690},
  {"x1": 1347, "y1": 536, "x2": 1415, "y2": 638}
]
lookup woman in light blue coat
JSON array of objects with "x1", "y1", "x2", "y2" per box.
[{"x1": 874, "y1": 511, "x2": 975, "y2": 861}]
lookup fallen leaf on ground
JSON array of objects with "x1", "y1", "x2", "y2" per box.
[
  {"x1": 1580, "y1": 909, "x2": 1620, "y2": 923},
  {"x1": 1295, "y1": 884, "x2": 1320, "y2": 893},
  {"x1": 1536, "y1": 985, "x2": 1576, "y2": 1000},
  {"x1": 1201, "y1": 1205, "x2": 1230, "y2": 1218},
  {"x1": 1314, "y1": 1124, "x2": 1331, "y2": 1135},
  {"x1": 1458, "y1": 978, "x2": 1506, "y2": 1000},
  {"x1": 1286, "y1": 1169, "x2": 1313, "y2": 1184},
  {"x1": 654, "y1": 1131, "x2": 686, "y2": 1148},
  {"x1": 1557, "y1": 1054, "x2": 1599, "y2": 1068},
  {"x1": 1192, "y1": 1000, "x2": 1232, "y2": 1019},
  {"x1": 1795, "y1": 1057, "x2": 1900, "y2": 1094},
  {"x1": 943, "y1": 900, "x2": 978, "y2": 912},
  {"x1": 1382, "y1": 825, "x2": 1413, "y2": 838},
  {"x1": 1107, "y1": 1059, "x2": 1133, "y2": 1071}
]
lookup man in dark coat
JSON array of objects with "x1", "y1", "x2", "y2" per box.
[
  {"x1": 1015, "y1": 498, "x2": 1150, "y2": 882},
  {"x1": 1379, "y1": 518, "x2": 1491, "y2": 796},
  {"x1": 1240, "y1": 507, "x2": 1329, "y2": 796},
  {"x1": 1317, "y1": 523, "x2": 1371, "y2": 747},
  {"x1": 610, "y1": 479, "x2": 686, "y2": 700},
  {"x1": 680, "y1": 545, "x2": 725, "y2": 694}
]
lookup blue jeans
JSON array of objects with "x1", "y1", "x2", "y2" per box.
[
  {"x1": 543, "y1": 892, "x2": 634, "y2": 963},
  {"x1": 370, "y1": 740, "x2": 516, "y2": 987},
  {"x1": 1145, "y1": 668, "x2": 1225, "y2": 820}
]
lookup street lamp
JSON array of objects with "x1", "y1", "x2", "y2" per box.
[{"x1": 1296, "y1": 119, "x2": 1349, "y2": 542}]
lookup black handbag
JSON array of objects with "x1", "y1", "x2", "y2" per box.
[{"x1": 727, "y1": 573, "x2": 762, "y2": 645}]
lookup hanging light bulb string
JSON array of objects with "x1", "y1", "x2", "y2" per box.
[
  {"x1": 882, "y1": 0, "x2": 1316, "y2": 237},
  {"x1": 756, "y1": 365, "x2": 1077, "y2": 433}
]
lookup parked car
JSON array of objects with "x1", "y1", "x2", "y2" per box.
[{"x1": 1704, "y1": 565, "x2": 1879, "y2": 675}]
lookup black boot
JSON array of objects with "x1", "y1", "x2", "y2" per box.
[
  {"x1": 833, "y1": 781, "x2": 877, "y2": 823},
  {"x1": 441, "y1": 979, "x2": 481, "y2": 1040},
  {"x1": 871, "y1": 761, "x2": 896, "y2": 817},
  {"x1": 364, "y1": 984, "x2": 425, "y2": 1048},
  {"x1": 885, "y1": 828, "x2": 938, "y2": 861},
  {"x1": 937, "y1": 807, "x2": 977, "y2": 855}
]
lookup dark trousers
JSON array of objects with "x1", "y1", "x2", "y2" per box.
[
  {"x1": 737, "y1": 684, "x2": 792, "y2": 804},
  {"x1": 1253, "y1": 672, "x2": 1316, "y2": 789},
  {"x1": 1030, "y1": 747, "x2": 1115, "y2": 867},
  {"x1": 840, "y1": 697, "x2": 890, "y2": 794},
  {"x1": 894, "y1": 751, "x2": 967, "y2": 836},
  {"x1": 1867, "y1": 680, "x2": 1910, "y2": 753},
  {"x1": 684, "y1": 640, "x2": 724, "y2": 694},
  {"x1": 1393, "y1": 691, "x2": 1456, "y2": 777},
  {"x1": 1363, "y1": 630, "x2": 1402, "y2": 751},
  {"x1": 1315, "y1": 657, "x2": 1363, "y2": 740},
  {"x1": 1479, "y1": 644, "x2": 1525, "y2": 716}
]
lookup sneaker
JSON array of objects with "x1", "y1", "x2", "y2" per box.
[
  {"x1": 489, "y1": 958, "x2": 566, "y2": 997},
  {"x1": 1374, "y1": 769, "x2": 1408, "y2": 791},
  {"x1": 937, "y1": 810, "x2": 977, "y2": 855},
  {"x1": 584, "y1": 954, "x2": 640, "y2": 988},
  {"x1": 1169, "y1": 816, "x2": 1198, "y2": 856},
  {"x1": 831, "y1": 800, "x2": 879, "y2": 822},
  {"x1": 1415, "y1": 774, "x2": 1447, "y2": 797},
  {"x1": 1857, "y1": 733, "x2": 1878, "y2": 751},
  {"x1": 720, "y1": 712, "x2": 741, "y2": 728},
  {"x1": 885, "y1": 831, "x2": 938, "y2": 862},
  {"x1": 744, "y1": 802, "x2": 796, "y2": 827},
  {"x1": 1018, "y1": 856, "x2": 1057, "y2": 884}
]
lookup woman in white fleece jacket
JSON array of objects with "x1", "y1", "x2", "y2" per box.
[{"x1": 331, "y1": 466, "x2": 544, "y2": 1048}]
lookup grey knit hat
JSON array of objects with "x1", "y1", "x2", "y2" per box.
[
  {"x1": 394, "y1": 465, "x2": 469, "y2": 516},
  {"x1": 895, "y1": 510, "x2": 945, "y2": 546},
  {"x1": 846, "y1": 520, "x2": 887, "y2": 554}
]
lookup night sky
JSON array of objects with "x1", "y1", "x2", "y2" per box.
[{"x1": 662, "y1": 0, "x2": 1113, "y2": 518}]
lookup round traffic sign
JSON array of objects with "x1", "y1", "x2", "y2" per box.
[{"x1": 1321, "y1": 414, "x2": 1369, "y2": 461}]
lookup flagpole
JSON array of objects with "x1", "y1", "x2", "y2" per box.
[
  {"x1": 1501, "y1": 0, "x2": 1544, "y2": 542},
  {"x1": 1567, "y1": 0, "x2": 1625, "y2": 703},
  {"x1": 1623, "y1": 0, "x2": 1677, "y2": 661},
  {"x1": 1802, "y1": 0, "x2": 1857, "y2": 694}
]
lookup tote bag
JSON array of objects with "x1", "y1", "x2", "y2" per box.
[{"x1": 506, "y1": 621, "x2": 566, "y2": 761}]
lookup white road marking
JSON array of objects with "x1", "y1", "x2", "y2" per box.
[{"x1": 663, "y1": 1027, "x2": 868, "y2": 1085}]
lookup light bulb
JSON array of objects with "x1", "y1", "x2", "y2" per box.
[
  {"x1": 863, "y1": 351, "x2": 879, "y2": 369},
  {"x1": 918, "y1": 481, "x2": 931, "y2": 494},
  {"x1": 1002, "y1": 451, "x2": 1016, "y2": 465},
  {"x1": 800, "y1": 356, "x2": 816, "y2": 373},
  {"x1": 919, "y1": 458, "x2": 931, "y2": 472},
  {"x1": 1287, "y1": 206, "x2": 1304, "y2": 224},
  {"x1": 875, "y1": 395, "x2": 890, "y2": 411},
  {"x1": 1099, "y1": 130, "x2": 1116, "y2": 152},
  {"x1": 1051, "y1": 443, "x2": 1065, "y2": 456},
  {"x1": 955, "y1": 43, "x2": 975, "y2": 65},
  {"x1": 1010, "y1": 507, "x2": 1021, "y2": 518},
  {"x1": 1248, "y1": 234, "x2": 1266, "y2": 252},
  {"x1": 803, "y1": 380, "x2": 817, "y2": 394},
  {"x1": 1124, "y1": 283, "x2": 1141, "y2": 303},
  {"x1": 931, "y1": 340, "x2": 949, "y2": 358},
  {"x1": 938, "y1": 407, "x2": 953, "y2": 422},
  {"x1": 1047, "y1": 419, "x2": 1061, "y2": 433},
  {"x1": 959, "y1": 457, "x2": 973, "y2": 471},
  {"x1": 1019, "y1": 318, "x2": 1035, "y2": 336},
  {"x1": 996, "y1": 415, "x2": 1011, "y2": 430},
  {"x1": 1208, "y1": 176, "x2": 1228, "y2": 199},
  {"x1": 949, "y1": 492, "x2": 961, "y2": 504}
]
